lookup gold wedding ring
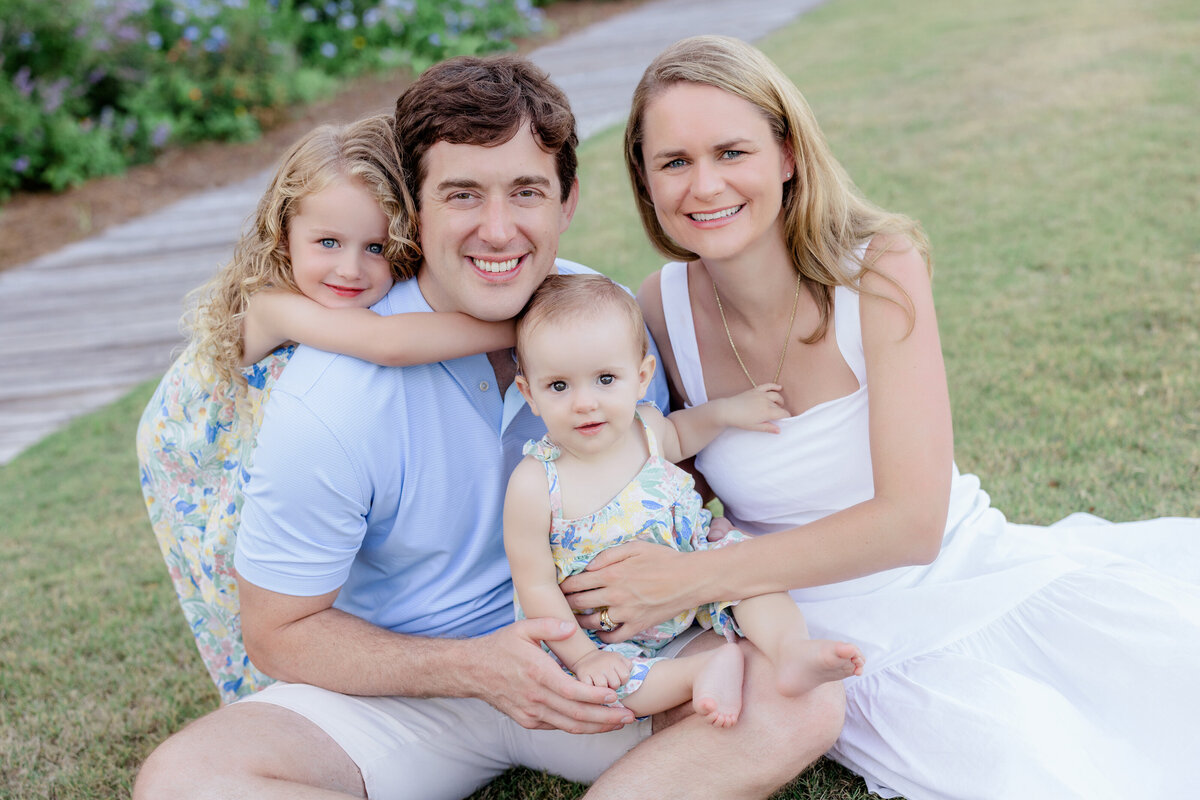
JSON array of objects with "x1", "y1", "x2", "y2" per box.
[{"x1": 598, "y1": 607, "x2": 617, "y2": 632}]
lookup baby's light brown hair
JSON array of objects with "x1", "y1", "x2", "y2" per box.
[{"x1": 515, "y1": 274, "x2": 648, "y2": 375}]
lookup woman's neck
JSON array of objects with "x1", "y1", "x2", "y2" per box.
[{"x1": 699, "y1": 224, "x2": 802, "y2": 331}]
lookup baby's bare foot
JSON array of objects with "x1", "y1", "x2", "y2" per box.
[
  {"x1": 692, "y1": 642, "x2": 745, "y2": 727},
  {"x1": 776, "y1": 633, "x2": 865, "y2": 697}
]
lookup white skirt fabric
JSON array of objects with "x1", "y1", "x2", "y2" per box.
[
  {"x1": 796, "y1": 488, "x2": 1200, "y2": 800},
  {"x1": 656, "y1": 259, "x2": 1200, "y2": 797}
]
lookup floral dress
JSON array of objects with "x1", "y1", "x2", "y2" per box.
[
  {"x1": 517, "y1": 409, "x2": 744, "y2": 700},
  {"x1": 136, "y1": 342, "x2": 293, "y2": 704}
]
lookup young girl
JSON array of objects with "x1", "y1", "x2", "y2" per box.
[
  {"x1": 137, "y1": 114, "x2": 514, "y2": 705},
  {"x1": 503, "y1": 273, "x2": 863, "y2": 726}
]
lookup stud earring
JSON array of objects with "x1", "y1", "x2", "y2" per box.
[{"x1": 785, "y1": 172, "x2": 793, "y2": 179}]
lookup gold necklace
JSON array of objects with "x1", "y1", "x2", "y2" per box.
[{"x1": 712, "y1": 273, "x2": 802, "y2": 388}]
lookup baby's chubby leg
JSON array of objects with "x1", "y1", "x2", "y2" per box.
[
  {"x1": 620, "y1": 645, "x2": 745, "y2": 727},
  {"x1": 732, "y1": 593, "x2": 864, "y2": 697},
  {"x1": 690, "y1": 642, "x2": 744, "y2": 727}
]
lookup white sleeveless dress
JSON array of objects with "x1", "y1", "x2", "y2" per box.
[{"x1": 659, "y1": 261, "x2": 1200, "y2": 800}]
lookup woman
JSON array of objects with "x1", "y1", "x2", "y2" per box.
[{"x1": 561, "y1": 35, "x2": 1200, "y2": 799}]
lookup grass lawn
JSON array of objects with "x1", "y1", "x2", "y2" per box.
[{"x1": 2, "y1": 0, "x2": 1197, "y2": 796}]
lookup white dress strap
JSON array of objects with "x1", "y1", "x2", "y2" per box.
[
  {"x1": 659, "y1": 262, "x2": 708, "y2": 407},
  {"x1": 832, "y1": 283, "x2": 867, "y2": 387}
]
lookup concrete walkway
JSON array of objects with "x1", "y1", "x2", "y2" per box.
[{"x1": 0, "y1": 0, "x2": 825, "y2": 465}]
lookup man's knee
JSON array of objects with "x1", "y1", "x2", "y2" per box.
[
  {"x1": 747, "y1": 673, "x2": 845, "y2": 782},
  {"x1": 789, "y1": 681, "x2": 845, "y2": 754},
  {"x1": 133, "y1": 717, "x2": 211, "y2": 800},
  {"x1": 134, "y1": 701, "x2": 366, "y2": 800}
]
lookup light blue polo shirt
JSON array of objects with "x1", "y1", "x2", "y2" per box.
[{"x1": 235, "y1": 260, "x2": 670, "y2": 640}]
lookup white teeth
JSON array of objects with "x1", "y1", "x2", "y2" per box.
[
  {"x1": 690, "y1": 206, "x2": 742, "y2": 222},
  {"x1": 472, "y1": 257, "x2": 519, "y2": 273}
]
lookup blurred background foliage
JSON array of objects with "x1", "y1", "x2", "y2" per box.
[{"x1": 0, "y1": 0, "x2": 545, "y2": 198}]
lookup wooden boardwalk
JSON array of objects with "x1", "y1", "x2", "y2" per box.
[{"x1": 0, "y1": 0, "x2": 825, "y2": 464}]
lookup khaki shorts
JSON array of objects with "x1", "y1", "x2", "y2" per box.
[{"x1": 238, "y1": 628, "x2": 702, "y2": 799}]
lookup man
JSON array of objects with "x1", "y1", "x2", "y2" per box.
[{"x1": 134, "y1": 55, "x2": 842, "y2": 799}]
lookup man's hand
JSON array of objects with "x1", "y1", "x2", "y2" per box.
[
  {"x1": 470, "y1": 618, "x2": 635, "y2": 733},
  {"x1": 569, "y1": 648, "x2": 632, "y2": 690}
]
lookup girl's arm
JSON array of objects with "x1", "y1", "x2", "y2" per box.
[
  {"x1": 241, "y1": 288, "x2": 515, "y2": 367},
  {"x1": 656, "y1": 385, "x2": 787, "y2": 463},
  {"x1": 503, "y1": 461, "x2": 612, "y2": 672},
  {"x1": 566, "y1": 238, "x2": 952, "y2": 640}
]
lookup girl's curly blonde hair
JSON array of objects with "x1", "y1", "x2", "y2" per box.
[{"x1": 188, "y1": 113, "x2": 420, "y2": 386}]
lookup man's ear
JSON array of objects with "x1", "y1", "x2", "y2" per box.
[
  {"x1": 638, "y1": 353, "x2": 657, "y2": 396},
  {"x1": 559, "y1": 178, "x2": 580, "y2": 233},
  {"x1": 515, "y1": 374, "x2": 540, "y2": 416}
]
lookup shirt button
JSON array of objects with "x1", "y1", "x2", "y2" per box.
[{"x1": 479, "y1": 381, "x2": 490, "y2": 392}]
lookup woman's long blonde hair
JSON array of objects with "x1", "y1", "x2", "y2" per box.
[
  {"x1": 625, "y1": 35, "x2": 931, "y2": 340},
  {"x1": 188, "y1": 114, "x2": 419, "y2": 385}
]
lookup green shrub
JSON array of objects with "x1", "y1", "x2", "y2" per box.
[{"x1": 0, "y1": 0, "x2": 543, "y2": 199}]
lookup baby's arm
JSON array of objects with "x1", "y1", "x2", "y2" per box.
[
  {"x1": 503, "y1": 461, "x2": 630, "y2": 689},
  {"x1": 241, "y1": 288, "x2": 515, "y2": 366},
  {"x1": 648, "y1": 384, "x2": 788, "y2": 463}
]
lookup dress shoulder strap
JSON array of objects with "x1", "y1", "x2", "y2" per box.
[
  {"x1": 634, "y1": 406, "x2": 660, "y2": 459},
  {"x1": 522, "y1": 436, "x2": 564, "y2": 519},
  {"x1": 659, "y1": 262, "x2": 707, "y2": 407}
]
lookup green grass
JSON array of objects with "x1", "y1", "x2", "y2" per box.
[{"x1": 3, "y1": 0, "x2": 1197, "y2": 796}]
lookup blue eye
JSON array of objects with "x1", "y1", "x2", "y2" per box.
[
  {"x1": 721, "y1": 150, "x2": 745, "y2": 160},
  {"x1": 319, "y1": 238, "x2": 338, "y2": 249},
  {"x1": 367, "y1": 243, "x2": 384, "y2": 255},
  {"x1": 664, "y1": 158, "x2": 686, "y2": 169},
  {"x1": 598, "y1": 374, "x2": 614, "y2": 386},
  {"x1": 550, "y1": 380, "x2": 567, "y2": 392}
]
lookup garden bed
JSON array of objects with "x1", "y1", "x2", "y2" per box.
[{"x1": 0, "y1": 0, "x2": 647, "y2": 273}]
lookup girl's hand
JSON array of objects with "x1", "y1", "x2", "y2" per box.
[
  {"x1": 720, "y1": 383, "x2": 788, "y2": 433},
  {"x1": 561, "y1": 542, "x2": 698, "y2": 642},
  {"x1": 570, "y1": 649, "x2": 632, "y2": 690}
]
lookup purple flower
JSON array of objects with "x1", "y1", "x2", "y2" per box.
[
  {"x1": 146, "y1": 30, "x2": 164, "y2": 49},
  {"x1": 13, "y1": 156, "x2": 30, "y2": 174},
  {"x1": 320, "y1": 41, "x2": 337, "y2": 58},
  {"x1": 13, "y1": 66, "x2": 34, "y2": 98},
  {"x1": 152, "y1": 122, "x2": 171, "y2": 148},
  {"x1": 41, "y1": 78, "x2": 69, "y2": 114}
]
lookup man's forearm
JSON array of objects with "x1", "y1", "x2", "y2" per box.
[{"x1": 239, "y1": 580, "x2": 483, "y2": 699}]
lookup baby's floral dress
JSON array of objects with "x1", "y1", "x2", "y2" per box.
[
  {"x1": 516, "y1": 409, "x2": 745, "y2": 701},
  {"x1": 136, "y1": 343, "x2": 293, "y2": 704}
]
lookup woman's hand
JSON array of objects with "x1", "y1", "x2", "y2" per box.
[{"x1": 560, "y1": 541, "x2": 701, "y2": 643}]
